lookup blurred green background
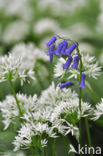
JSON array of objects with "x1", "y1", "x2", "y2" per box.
[{"x1": 0, "y1": 0, "x2": 103, "y2": 155}]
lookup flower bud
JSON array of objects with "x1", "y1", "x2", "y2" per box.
[
  {"x1": 62, "y1": 56, "x2": 73, "y2": 69},
  {"x1": 59, "y1": 81, "x2": 72, "y2": 89},
  {"x1": 80, "y1": 73, "x2": 86, "y2": 89}
]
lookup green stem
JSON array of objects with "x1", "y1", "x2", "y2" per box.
[
  {"x1": 77, "y1": 46, "x2": 92, "y2": 156},
  {"x1": 76, "y1": 46, "x2": 83, "y2": 150},
  {"x1": 85, "y1": 118, "x2": 93, "y2": 156},
  {"x1": 9, "y1": 79, "x2": 22, "y2": 116},
  {"x1": 52, "y1": 139, "x2": 57, "y2": 156},
  {"x1": 34, "y1": 147, "x2": 40, "y2": 156},
  {"x1": 62, "y1": 135, "x2": 69, "y2": 156},
  {"x1": 42, "y1": 147, "x2": 46, "y2": 156}
]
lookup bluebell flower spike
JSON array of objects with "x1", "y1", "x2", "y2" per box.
[
  {"x1": 65, "y1": 43, "x2": 77, "y2": 56},
  {"x1": 59, "y1": 81, "x2": 72, "y2": 89},
  {"x1": 62, "y1": 56, "x2": 73, "y2": 69},
  {"x1": 80, "y1": 73, "x2": 86, "y2": 89},
  {"x1": 71, "y1": 56, "x2": 79, "y2": 70},
  {"x1": 46, "y1": 36, "x2": 56, "y2": 48}
]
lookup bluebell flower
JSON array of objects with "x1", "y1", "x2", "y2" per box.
[
  {"x1": 46, "y1": 44, "x2": 55, "y2": 63},
  {"x1": 55, "y1": 41, "x2": 68, "y2": 56},
  {"x1": 80, "y1": 73, "x2": 86, "y2": 89},
  {"x1": 61, "y1": 41, "x2": 68, "y2": 55},
  {"x1": 46, "y1": 36, "x2": 56, "y2": 48},
  {"x1": 62, "y1": 56, "x2": 73, "y2": 69},
  {"x1": 65, "y1": 43, "x2": 77, "y2": 56},
  {"x1": 71, "y1": 56, "x2": 79, "y2": 70},
  {"x1": 55, "y1": 42, "x2": 64, "y2": 56},
  {"x1": 59, "y1": 81, "x2": 72, "y2": 89}
]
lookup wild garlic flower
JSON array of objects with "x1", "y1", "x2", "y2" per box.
[
  {"x1": 39, "y1": 82, "x2": 91, "y2": 124},
  {"x1": 0, "y1": 0, "x2": 32, "y2": 21},
  {"x1": 82, "y1": 54, "x2": 101, "y2": 79},
  {"x1": 0, "y1": 94, "x2": 37, "y2": 129},
  {"x1": 13, "y1": 121, "x2": 55, "y2": 151},
  {"x1": 0, "y1": 53, "x2": 35, "y2": 84},
  {"x1": 50, "y1": 98, "x2": 91, "y2": 123},
  {"x1": 54, "y1": 58, "x2": 66, "y2": 78},
  {"x1": 11, "y1": 43, "x2": 48, "y2": 71},
  {"x1": 34, "y1": 18, "x2": 59, "y2": 35},
  {"x1": 12, "y1": 82, "x2": 92, "y2": 151},
  {"x1": 2, "y1": 21, "x2": 29, "y2": 44},
  {"x1": 38, "y1": 0, "x2": 87, "y2": 15},
  {"x1": 93, "y1": 98, "x2": 103, "y2": 120},
  {"x1": 13, "y1": 123, "x2": 34, "y2": 151},
  {"x1": 39, "y1": 82, "x2": 77, "y2": 107}
]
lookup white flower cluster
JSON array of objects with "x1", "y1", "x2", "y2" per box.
[
  {"x1": 38, "y1": 0, "x2": 87, "y2": 15},
  {"x1": 0, "y1": 53, "x2": 35, "y2": 84},
  {"x1": 54, "y1": 54, "x2": 101, "y2": 80},
  {"x1": 11, "y1": 43, "x2": 49, "y2": 70},
  {"x1": 34, "y1": 18, "x2": 59, "y2": 35},
  {"x1": 0, "y1": 0, "x2": 32, "y2": 21},
  {"x1": 93, "y1": 98, "x2": 103, "y2": 120},
  {"x1": 2, "y1": 21, "x2": 29, "y2": 44},
  {"x1": 8, "y1": 82, "x2": 92, "y2": 151},
  {"x1": 0, "y1": 94, "x2": 37, "y2": 129}
]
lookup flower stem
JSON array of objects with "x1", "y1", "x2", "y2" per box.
[
  {"x1": 76, "y1": 46, "x2": 83, "y2": 150},
  {"x1": 85, "y1": 118, "x2": 93, "y2": 156},
  {"x1": 52, "y1": 139, "x2": 57, "y2": 156},
  {"x1": 9, "y1": 79, "x2": 22, "y2": 116},
  {"x1": 77, "y1": 46, "x2": 92, "y2": 156}
]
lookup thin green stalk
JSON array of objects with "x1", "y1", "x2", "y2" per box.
[
  {"x1": 42, "y1": 147, "x2": 46, "y2": 156},
  {"x1": 77, "y1": 46, "x2": 92, "y2": 156},
  {"x1": 52, "y1": 139, "x2": 57, "y2": 156},
  {"x1": 9, "y1": 79, "x2": 22, "y2": 116},
  {"x1": 62, "y1": 135, "x2": 69, "y2": 156},
  {"x1": 34, "y1": 147, "x2": 40, "y2": 156},
  {"x1": 85, "y1": 118, "x2": 93, "y2": 156},
  {"x1": 76, "y1": 46, "x2": 83, "y2": 150}
]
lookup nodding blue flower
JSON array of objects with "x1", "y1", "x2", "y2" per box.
[
  {"x1": 55, "y1": 41, "x2": 68, "y2": 56},
  {"x1": 55, "y1": 42, "x2": 64, "y2": 56},
  {"x1": 80, "y1": 73, "x2": 86, "y2": 89},
  {"x1": 46, "y1": 36, "x2": 56, "y2": 48},
  {"x1": 71, "y1": 56, "x2": 79, "y2": 70},
  {"x1": 46, "y1": 44, "x2": 55, "y2": 63},
  {"x1": 62, "y1": 56, "x2": 73, "y2": 69},
  {"x1": 61, "y1": 41, "x2": 68, "y2": 55},
  {"x1": 59, "y1": 81, "x2": 72, "y2": 89},
  {"x1": 65, "y1": 43, "x2": 77, "y2": 56}
]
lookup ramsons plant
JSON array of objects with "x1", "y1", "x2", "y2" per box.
[{"x1": 0, "y1": 36, "x2": 102, "y2": 156}]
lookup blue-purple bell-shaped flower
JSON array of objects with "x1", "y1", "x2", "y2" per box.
[
  {"x1": 55, "y1": 42, "x2": 64, "y2": 56},
  {"x1": 46, "y1": 44, "x2": 55, "y2": 63},
  {"x1": 65, "y1": 43, "x2": 77, "y2": 56},
  {"x1": 80, "y1": 73, "x2": 86, "y2": 89},
  {"x1": 46, "y1": 36, "x2": 56, "y2": 48},
  {"x1": 55, "y1": 41, "x2": 68, "y2": 56},
  {"x1": 59, "y1": 81, "x2": 72, "y2": 89},
  {"x1": 61, "y1": 41, "x2": 68, "y2": 55},
  {"x1": 62, "y1": 56, "x2": 72, "y2": 69},
  {"x1": 71, "y1": 56, "x2": 79, "y2": 70}
]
